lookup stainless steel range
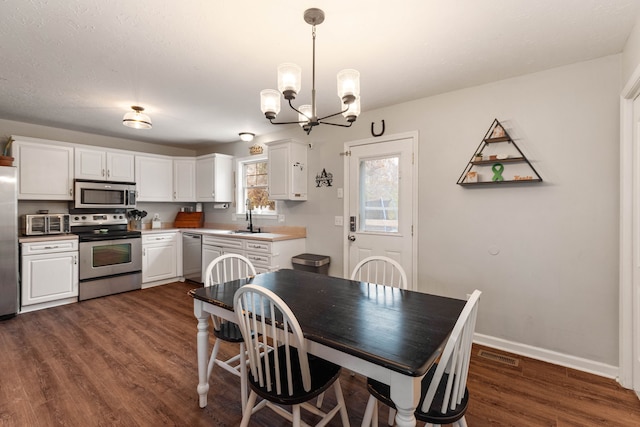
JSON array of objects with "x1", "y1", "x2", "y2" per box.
[{"x1": 70, "y1": 213, "x2": 142, "y2": 301}]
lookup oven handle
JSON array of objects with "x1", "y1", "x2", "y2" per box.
[{"x1": 79, "y1": 234, "x2": 141, "y2": 243}]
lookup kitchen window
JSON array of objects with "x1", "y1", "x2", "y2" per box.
[{"x1": 236, "y1": 155, "x2": 277, "y2": 216}]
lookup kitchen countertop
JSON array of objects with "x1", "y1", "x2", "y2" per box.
[
  {"x1": 19, "y1": 234, "x2": 79, "y2": 243},
  {"x1": 141, "y1": 227, "x2": 305, "y2": 242}
]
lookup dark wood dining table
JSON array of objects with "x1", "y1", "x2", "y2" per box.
[{"x1": 189, "y1": 268, "x2": 465, "y2": 427}]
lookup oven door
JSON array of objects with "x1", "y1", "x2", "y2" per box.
[{"x1": 79, "y1": 237, "x2": 142, "y2": 280}]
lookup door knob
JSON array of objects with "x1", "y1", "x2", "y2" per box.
[{"x1": 347, "y1": 235, "x2": 356, "y2": 242}]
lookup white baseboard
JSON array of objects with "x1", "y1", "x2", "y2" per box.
[{"x1": 474, "y1": 333, "x2": 619, "y2": 381}]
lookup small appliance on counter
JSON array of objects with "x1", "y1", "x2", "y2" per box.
[{"x1": 21, "y1": 213, "x2": 70, "y2": 235}]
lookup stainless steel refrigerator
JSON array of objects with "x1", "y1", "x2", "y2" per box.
[{"x1": 0, "y1": 166, "x2": 18, "y2": 319}]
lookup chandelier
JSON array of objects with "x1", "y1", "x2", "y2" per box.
[{"x1": 260, "y1": 8, "x2": 361, "y2": 135}]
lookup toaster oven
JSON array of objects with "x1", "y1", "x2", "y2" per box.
[{"x1": 22, "y1": 214, "x2": 71, "y2": 235}]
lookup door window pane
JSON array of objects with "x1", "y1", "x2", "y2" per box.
[{"x1": 359, "y1": 156, "x2": 399, "y2": 232}]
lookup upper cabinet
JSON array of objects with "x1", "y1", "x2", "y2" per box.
[
  {"x1": 173, "y1": 158, "x2": 197, "y2": 202},
  {"x1": 266, "y1": 140, "x2": 307, "y2": 201},
  {"x1": 11, "y1": 136, "x2": 74, "y2": 200},
  {"x1": 195, "y1": 153, "x2": 233, "y2": 202},
  {"x1": 135, "y1": 155, "x2": 174, "y2": 202},
  {"x1": 75, "y1": 147, "x2": 135, "y2": 182}
]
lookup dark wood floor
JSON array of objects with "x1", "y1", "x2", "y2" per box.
[{"x1": 1, "y1": 281, "x2": 639, "y2": 426}]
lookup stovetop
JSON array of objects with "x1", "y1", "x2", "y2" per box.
[{"x1": 70, "y1": 212, "x2": 141, "y2": 241}]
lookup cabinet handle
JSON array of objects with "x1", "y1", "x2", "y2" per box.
[
  {"x1": 173, "y1": 191, "x2": 176, "y2": 199},
  {"x1": 69, "y1": 188, "x2": 73, "y2": 196},
  {"x1": 102, "y1": 168, "x2": 105, "y2": 177},
  {"x1": 107, "y1": 169, "x2": 110, "y2": 179},
  {"x1": 143, "y1": 248, "x2": 146, "y2": 256},
  {"x1": 73, "y1": 255, "x2": 77, "y2": 265},
  {"x1": 43, "y1": 246, "x2": 59, "y2": 250}
]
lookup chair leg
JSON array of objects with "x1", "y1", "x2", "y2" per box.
[
  {"x1": 239, "y1": 390, "x2": 258, "y2": 427},
  {"x1": 456, "y1": 417, "x2": 468, "y2": 427},
  {"x1": 333, "y1": 380, "x2": 351, "y2": 427},
  {"x1": 361, "y1": 395, "x2": 377, "y2": 427},
  {"x1": 239, "y1": 342, "x2": 247, "y2": 413},
  {"x1": 316, "y1": 392, "x2": 324, "y2": 408},
  {"x1": 206, "y1": 339, "x2": 221, "y2": 379},
  {"x1": 387, "y1": 408, "x2": 395, "y2": 426},
  {"x1": 292, "y1": 404, "x2": 301, "y2": 427}
]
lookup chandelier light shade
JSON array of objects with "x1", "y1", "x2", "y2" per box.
[
  {"x1": 239, "y1": 132, "x2": 255, "y2": 142},
  {"x1": 122, "y1": 106, "x2": 152, "y2": 129},
  {"x1": 260, "y1": 8, "x2": 361, "y2": 134}
]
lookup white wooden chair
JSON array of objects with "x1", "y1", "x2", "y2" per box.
[
  {"x1": 361, "y1": 290, "x2": 482, "y2": 427},
  {"x1": 350, "y1": 255, "x2": 408, "y2": 289},
  {"x1": 203, "y1": 253, "x2": 257, "y2": 413},
  {"x1": 234, "y1": 284, "x2": 351, "y2": 427}
]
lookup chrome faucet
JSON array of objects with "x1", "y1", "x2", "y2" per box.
[{"x1": 245, "y1": 199, "x2": 260, "y2": 233}]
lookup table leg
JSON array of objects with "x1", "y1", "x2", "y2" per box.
[
  {"x1": 194, "y1": 300, "x2": 210, "y2": 408},
  {"x1": 390, "y1": 374, "x2": 419, "y2": 427}
]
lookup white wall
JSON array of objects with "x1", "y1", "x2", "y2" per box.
[
  {"x1": 3, "y1": 54, "x2": 622, "y2": 370},
  {"x1": 206, "y1": 55, "x2": 622, "y2": 368},
  {"x1": 623, "y1": 15, "x2": 640, "y2": 84}
]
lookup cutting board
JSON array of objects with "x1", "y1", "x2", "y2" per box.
[{"x1": 174, "y1": 212, "x2": 204, "y2": 228}]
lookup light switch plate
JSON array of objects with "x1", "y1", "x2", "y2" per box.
[
  {"x1": 334, "y1": 216, "x2": 343, "y2": 226},
  {"x1": 337, "y1": 188, "x2": 343, "y2": 199}
]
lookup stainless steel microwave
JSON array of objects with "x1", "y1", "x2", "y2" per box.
[
  {"x1": 22, "y1": 214, "x2": 70, "y2": 235},
  {"x1": 74, "y1": 180, "x2": 136, "y2": 210}
]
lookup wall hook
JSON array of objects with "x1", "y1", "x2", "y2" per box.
[{"x1": 371, "y1": 120, "x2": 385, "y2": 137}]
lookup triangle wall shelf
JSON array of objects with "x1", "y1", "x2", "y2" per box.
[{"x1": 456, "y1": 119, "x2": 542, "y2": 186}]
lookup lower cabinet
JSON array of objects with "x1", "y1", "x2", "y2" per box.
[
  {"x1": 201, "y1": 235, "x2": 306, "y2": 280},
  {"x1": 142, "y1": 232, "x2": 178, "y2": 284},
  {"x1": 20, "y1": 239, "x2": 79, "y2": 312}
]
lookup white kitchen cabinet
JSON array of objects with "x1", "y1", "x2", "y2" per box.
[
  {"x1": 12, "y1": 136, "x2": 74, "y2": 200},
  {"x1": 266, "y1": 140, "x2": 307, "y2": 200},
  {"x1": 75, "y1": 147, "x2": 135, "y2": 182},
  {"x1": 135, "y1": 155, "x2": 174, "y2": 202},
  {"x1": 20, "y1": 239, "x2": 79, "y2": 312},
  {"x1": 173, "y1": 158, "x2": 197, "y2": 202},
  {"x1": 201, "y1": 234, "x2": 305, "y2": 278},
  {"x1": 195, "y1": 153, "x2": 233, "y2": 202},
  {"x1": 142, "y1": 232, "x2": 178, "y2": 283}
]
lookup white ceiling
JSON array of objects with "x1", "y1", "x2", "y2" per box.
[{"x1": 1, "y1": 0, "x2": 639, "y2": 149}]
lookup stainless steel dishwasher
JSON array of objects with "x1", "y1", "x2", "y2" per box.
[{"x1": 182, "y1": 232, "x2": 202, "y2": 283}]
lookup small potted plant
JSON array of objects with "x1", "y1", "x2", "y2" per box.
[
  {"x1": 474, "y1": 153, "x2": 483, "y2": 162},
  {"x1": 0, "y1": 138, "x2": 14, "y2": 166}
]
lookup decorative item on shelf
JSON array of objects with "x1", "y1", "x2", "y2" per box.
[
  {"x1": 0, "y1": 137, "x2": 14, "y2": 166},
  {"x1": 259, "y1": 8, "x2": 361, "y2": 134},
  {"x1": 474, "y1": 153, "x2": 483, "y2": 162},
  {"x1": 513, "y1": 175, "x2": 534, "y2": 181},
  {"x1": 491, "y1": 163, "x2": 504, "y2": 182},
  {"x1": 315, "y1": 168, "x2": 333, "y2": 187},
  {"x1": 491, "y1": 125, "x2": 505, "y2": 138},
  {"x1": 497, "y1": 154, "x2": 509, "y2": 160},
  {"x1": 249, "y1": 144, "x2": 264, "y2": 155},
  {"x1": 489, "y1": 154, "x2": 497, "y2": 160},
  {"x1": 465, "y1": 171, "x2": 478, "y2": 183}
]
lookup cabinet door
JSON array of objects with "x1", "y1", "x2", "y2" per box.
[
  {"x1": 267, "y1": 141, "x2": 307, "y2": 201},
  {"x1": 135, "y1": 155, "x2": 174, "y2": 202},
  {"x1": 75, "y1": 147, "x2": 107, "y2": 180},
  {"x1": 174, "y1": 158, "x2": 197, "y2": 202},
  {"x1": 202, "y1": 245, "x2": 223, "y2": 282},
  {"x1": 14, "y1": 140, "x2": 74, "y2": 200},
  {"x1": 143, "y1": 242, "x2": 177, "y2": 283},
  {"x1": 21, "y1": 252, "x2": 78, "y2": 306},
  {"x1": 107, "y1": 151, "x2": 135, "y2": 182},
  {"x1": 196, "y1": 155, "x2": 233, "y2": 202}
]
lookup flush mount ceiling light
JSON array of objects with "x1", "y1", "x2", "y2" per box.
[
  {"x1": 260, "y1": 8, "x2": 361, "y2": 135},
  {"x1": 239, "y1": 132, "x2": 255, "y2": 142},
  {"x1": 122, "y1": 106, "x2": 152, "y2": 129}
]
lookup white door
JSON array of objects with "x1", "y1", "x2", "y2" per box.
[{"x1": 344, "y1": 133, "x2": 417, "y2": 289}]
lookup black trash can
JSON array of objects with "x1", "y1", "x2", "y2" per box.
[{"x1": 291, "y1": 253, "x2": 330, "y2": 275}]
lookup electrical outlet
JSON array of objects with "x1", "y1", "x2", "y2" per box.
[
  {"x1": 278, "y1": 214, "x2": 285, "y2": 223},
  {"x1": 334, "y1": 216, "x2": 343, "y2": 226}
]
